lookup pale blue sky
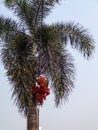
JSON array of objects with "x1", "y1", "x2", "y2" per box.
[{"x1": 0, "y1": 0, "x2": 98, "y2": 130}]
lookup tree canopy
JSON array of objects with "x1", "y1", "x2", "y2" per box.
[{"x1": 0, "y1": 0, "x2": 95, "y2": 116}]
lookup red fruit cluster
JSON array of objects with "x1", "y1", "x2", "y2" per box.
[
  {"x1": 29, "y1": 76, "x2": 50, "y2": 105},
  {"x1": 35, "y1": 86, "x2": 50, "y2": 105}
]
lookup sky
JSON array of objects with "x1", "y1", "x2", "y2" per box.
[{"x1": 0, "y1": 0, "x2": 98, "y2": 130}]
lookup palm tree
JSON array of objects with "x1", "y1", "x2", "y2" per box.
[{"x1": 0, "y1": 0, "x2": 95, "y2": 130}]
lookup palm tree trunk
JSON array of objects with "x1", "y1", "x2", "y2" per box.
[{"x1": 27, "y1": 105, "x2": 39, "y2": 130}]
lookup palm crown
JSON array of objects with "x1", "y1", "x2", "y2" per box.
[{"x1": 0, "y1": 0, "x2": 94, "y2": 116}]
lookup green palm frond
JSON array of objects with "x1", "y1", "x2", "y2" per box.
[
  {"x1": 12, "y1": 85, "x2": 32, "y2": 116},
  {"x1": 52, "y1": 50, "x2": 74, "y2": 106},
  {"x1": 1, "y1": 33, "x2": 37, "y2": 115},
  {"x1": 5, "y1": 0, "x2": 35, "y2": 30},
  {"x1": 4, "y1": 0, "x2": 56, "y2": 31},
  {"x1": 35, "y1": 25, "x2": 74, "y2": 106},
  {"x1": 0, "y1": 16, "x2": 25, "y2": 42},
  {"x1": 52, "y1": 22, "x2": 95, "y2": 58},
  {"x1": 1, "y1": 33, "x2": 37, "y2": 83}
]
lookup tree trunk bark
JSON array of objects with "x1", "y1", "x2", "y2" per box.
[{"x1": 27, "y1": 105, "x2": 39, "y2": 130}]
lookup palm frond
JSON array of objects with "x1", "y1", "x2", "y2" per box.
[
  {"x1": 1, "y1": 33, "x2": 37, "y2": 115},
  {"x1": 4, "y1": 0, "x2": 56, "y2": 32},
  {"x1": 0, "y1": 16, "x2": 25, "y2": 43},
  {"x1": 12, "y1": 84, "x2": 32, "y2": 116},
  {"x1": 52, "y1": 51, "x2": 74, "y2": 106},
  {"x1": 4, "y1": 0, "x2": 34, "y2": 31},
  {"x1": 35, "y1": 25, "x2": 74, "y2": 106},
  {"x1": 52, "y1": 22, "x2": 95, "y2": 58}
]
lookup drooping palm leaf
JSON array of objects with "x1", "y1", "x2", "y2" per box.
[
  {"x1": 52, "y1": 22, "x2": 95, "y2": 58},
  {"x1": 1, "y1": 33, "x2": 37, "y2": 115},
  {"x1": 35, "y1": 25, "x2": 74, "y2": 106}
]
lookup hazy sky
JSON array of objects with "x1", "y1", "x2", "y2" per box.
[{"x1": 0, "y1": 0, "x2": 98, "y2": 130}]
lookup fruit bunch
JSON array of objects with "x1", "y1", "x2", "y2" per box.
[{"x1": 29, "y1": 76, "x2": 50, "y2": 105}]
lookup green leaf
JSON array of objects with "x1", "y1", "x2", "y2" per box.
[{"x1": 52, "y1": 22, "x2": 95, "y2": 59}]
